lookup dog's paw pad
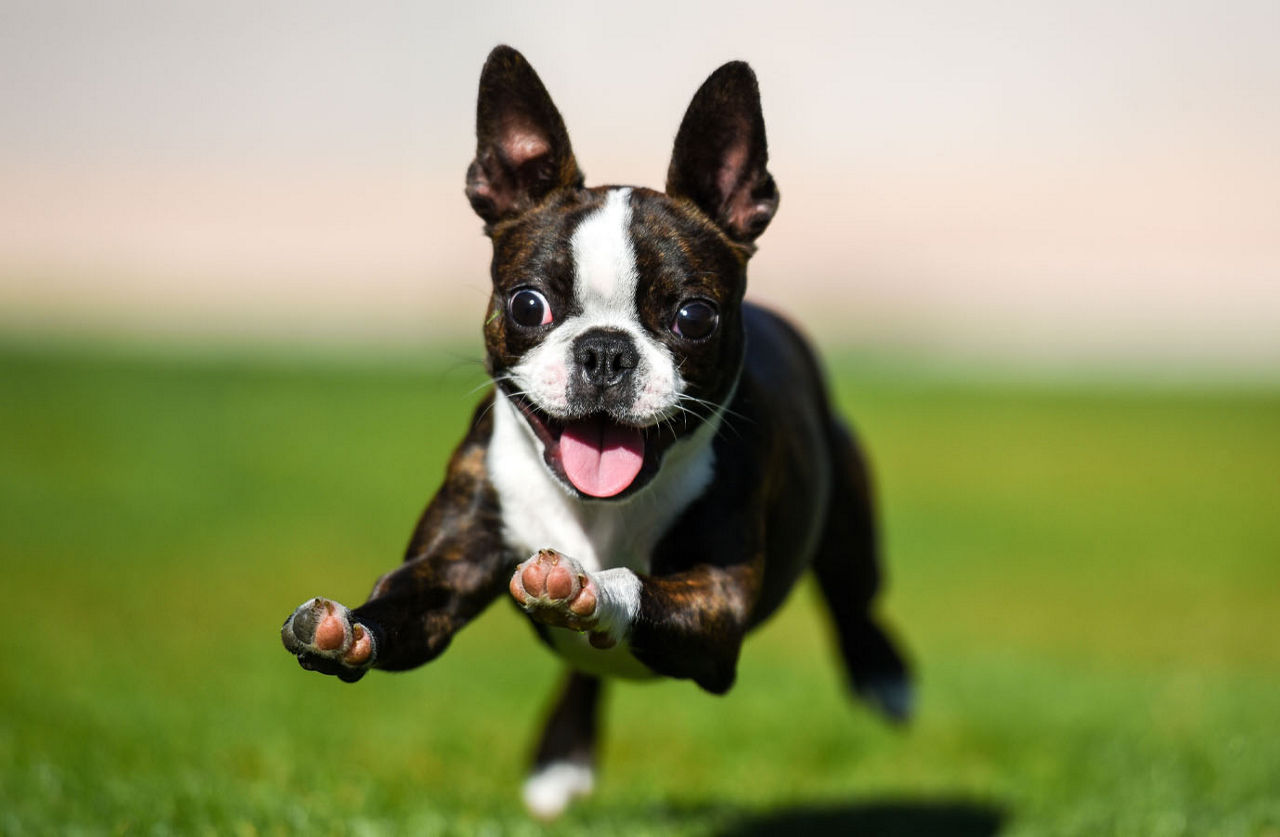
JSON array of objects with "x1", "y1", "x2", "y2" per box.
[
  {"x1": 341, "y1": 623, "x2": 374, "y2": 666},
  {"x1": 510, "y1": 550, "x2": 600, "y2": 632},
  {"x1": 281, "y1": 597, "x2": 375, "y2": 678},
  {"x1": 310, "y1": 606, "x2": 347, "y2": 651}
]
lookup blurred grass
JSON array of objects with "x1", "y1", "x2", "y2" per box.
[{"x1": 1, "y1": 338, "x2": 1278, "y2": 835}]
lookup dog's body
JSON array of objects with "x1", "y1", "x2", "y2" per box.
[{"x1": 282, "y1": 46, "x2": 910, "y2": 819}]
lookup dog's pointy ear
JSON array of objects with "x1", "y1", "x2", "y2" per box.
[
  {"x1": 666, "y1": 62, "x2": 778, "y2": 248},
  {"x1": 465, "y1": 46, "x2": 583, "y2": 228}
]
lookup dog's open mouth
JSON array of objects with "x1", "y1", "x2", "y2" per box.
[{"x1": 505, "y1": 392, "x2": 661, "y2": 499}]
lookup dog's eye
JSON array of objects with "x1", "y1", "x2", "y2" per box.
[
  {"x1": 672, "y1": 300, "x2": 718, "y2": 340},
  {"x1": 508, "y1": 289, "x2": 553, "y2": 327}
]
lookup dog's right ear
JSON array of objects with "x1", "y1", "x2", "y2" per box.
[{"x1": 465, "y1": 46, "x2": 583, "y2": 229}]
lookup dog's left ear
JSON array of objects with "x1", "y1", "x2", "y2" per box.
[
  {"x1": 465, "y1": 46, "x2": 584, "y2": 229},
  {"x1": 666, "y1": 62, "x2": 778, "y2": 248}
]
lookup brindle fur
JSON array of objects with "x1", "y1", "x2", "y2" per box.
[{"x1": 341, "y1": 401, "x2": 513, "y2": 673}]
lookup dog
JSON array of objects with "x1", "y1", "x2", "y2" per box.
[{"x1": 281, "y1": 45, "x2": 911, "y2": 819}]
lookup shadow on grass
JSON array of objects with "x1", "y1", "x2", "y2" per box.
[{"x1": 717, "y1": 799, "x2": 1006, "y2": 837}]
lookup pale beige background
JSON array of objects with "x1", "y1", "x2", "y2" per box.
[{"x1": 3, "y1": 1, "x2": 1278, "y2": 371}]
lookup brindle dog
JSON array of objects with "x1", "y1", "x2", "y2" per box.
[{"x1": 282, "y1": 45, "x2": 911, "y2": 819}]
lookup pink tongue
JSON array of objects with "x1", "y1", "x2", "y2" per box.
[{"x1": 559, "y1": 418, "x2": 645, "y2": 498}]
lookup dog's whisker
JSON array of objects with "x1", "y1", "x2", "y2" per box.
[{"x1": 465, "y1": 379, "x2": 499, "y2": 398}]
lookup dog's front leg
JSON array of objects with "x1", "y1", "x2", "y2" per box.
[
  {"x1": 510, "y1": 550, "x2": 759, "y2": 694},
  {"x1": 282, "y1": 407, "x2": 515, "y2": 680}
]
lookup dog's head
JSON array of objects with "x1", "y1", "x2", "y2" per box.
[{"x1": 467, "y1": 46, "x2": 778, "y2": 501}]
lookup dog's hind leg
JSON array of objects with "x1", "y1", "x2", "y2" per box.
[
  {"x1": 522, "y1": 671, "x2": 602, "y2": 820},
  {"x1": 812, "y1": 420, "x2": 914, "y2": 723}
]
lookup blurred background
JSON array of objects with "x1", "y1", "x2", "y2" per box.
[
  {"x1": 3, "y1": 0, "x2": 1278, "y2": 372},
  {"x1": 3, "y1": 2, "x2": 1278, "y2": 834}
]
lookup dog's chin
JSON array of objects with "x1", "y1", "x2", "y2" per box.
[{"x1": 503, "y1": 390, "x2": 685, "y2": 501}]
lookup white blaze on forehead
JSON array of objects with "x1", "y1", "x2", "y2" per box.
[
  {"x1": 507, "y1": 185, "x2": 682, "y2": 423},
  {"x1": 571, "y1": 188, "x2": 637, "y2": 316}
]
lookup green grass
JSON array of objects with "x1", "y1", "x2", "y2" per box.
[{"x1": 1, "y1": 339, "x2": 1278, "y2": 835}]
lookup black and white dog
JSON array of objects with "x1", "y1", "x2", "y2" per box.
[{"x1": 282, "y1": 45, "x2": 911, "y2": 819}]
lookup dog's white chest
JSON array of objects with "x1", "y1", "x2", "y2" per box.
[
  {"x1": 495, "y1": 467, "x2": 650, "y2": 575},
  {"x1": 487, "y1": 392, "x2": 720, "y2": 677},
  {"x1": 487, "y1": 392, "x2": 718, "y2": 574}
]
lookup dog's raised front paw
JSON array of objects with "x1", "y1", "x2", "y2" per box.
[
  {"x1": 509, "y1": 550, "x2": 615, "y2": 648},
  {"x1": 281, "y1": 596, "x2": 376, "y2": 681}
]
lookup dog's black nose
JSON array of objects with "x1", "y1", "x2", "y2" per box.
[{"x1": 573, "y1": 329, "x2": 639, "y2": 389}]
